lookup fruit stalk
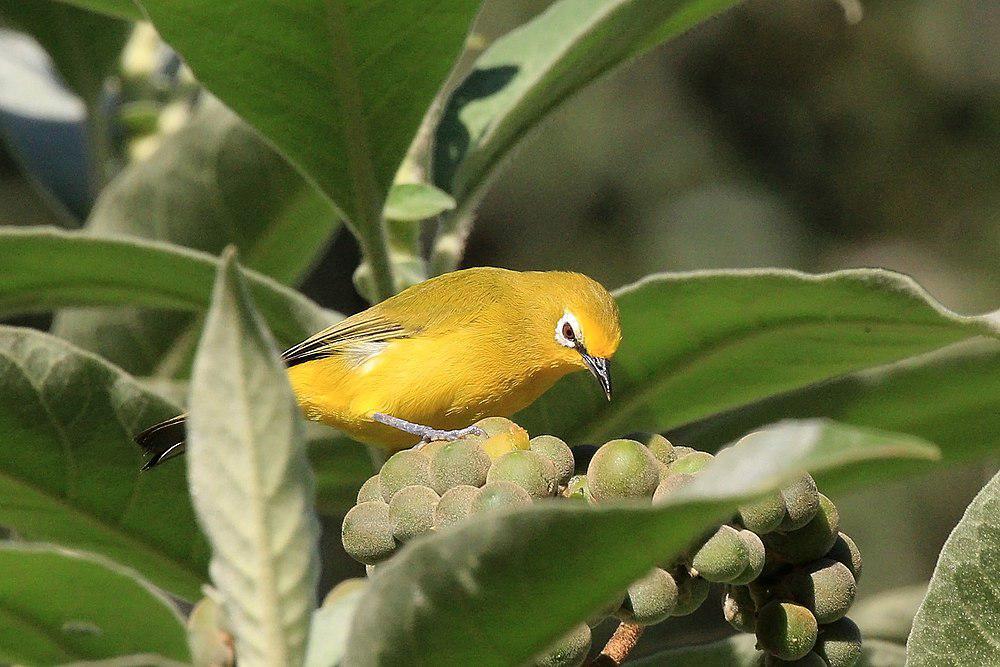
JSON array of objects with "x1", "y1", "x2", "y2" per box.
[{"x1": 589, "y1": 622, "x2": 644, "y2": 666}]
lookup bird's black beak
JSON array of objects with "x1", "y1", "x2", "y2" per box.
[{"x1": 581, "y1": 350, "x2": 612, "y2": 401}]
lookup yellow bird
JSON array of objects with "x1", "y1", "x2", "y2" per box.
[{"x1": 136, "y1": 267, "x2": 621, "y2": 468}]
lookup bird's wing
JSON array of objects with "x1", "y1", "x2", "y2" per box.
[{"x1": 281, "y1": 311, "x2": 414, "y2": 367}]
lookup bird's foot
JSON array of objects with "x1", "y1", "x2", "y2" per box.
[{"x1": 372, "y1": 412, "x2": 486, "y2": 448}]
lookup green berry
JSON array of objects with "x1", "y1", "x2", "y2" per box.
[
  {"x1": 669, "y1": 451, "x2": 714, "y2": 474},
  {"x1": 388, "y1": 485, "x2": 440, "y2": 542},
  {"x1": 756, "y1": 601, "x2": 819, "y2": 661},
  {"x1": 730, "y1": 529, "x2": 766, "y2": 585},
  {"x1": 471, "y1": 481, "x2": 532, "y2": 513},
  {"x1": 739, "y1": 491, "x2": 787, "y2": 534},
  {"x1": 469, "y1": 417, "x2": 530, "y2": 460},
  {"x1": 652, "y1": 472, "x2": 695, "y2": 503},
  {"x1": 322, "y1": 577, "x2": 367, "y2": 606},
  {"x1": 626, "y1": 432, "x2": 676, "y2": 465},
  {"x1": 379, "y1": 450, "x2": 431, "y2": 502},
  {"x1": 587, "y1": 439, "x2": 660, "y2": 501},
  {"x1": 433, "y1": 484, "x2": 479, "y2": 529},
  {"x1": 342, "y1": 501, "x2": 396, "y2": 565},
  {"x1": 617, "y1": 568, "x2": 678, "y2": 625},
  {"x1": 782, "y1": 559, "x2": 856, "y2": 624},
  {"x1": 672, "y1": 570, "x2": 710, "y2": 616},
  {"x1": 487, "y1": 450, "x2": 558, "y2": 498},
  {"x1": 780, "y1": 475, "x2": 820, "y2": 531},
  {"x1": 723, "y1": 585, "x2": 756, "y2": 632},
  {"x1": 813, "y1": 617, "x2": 862, "y2": 667},
  {"x1": 357, "y1": 475, "x2": 383, "y2": 503},
  {"x1": 429, "y1": 440, "x2": 491, "y2": 494},
  {"x1": 563, "y1": 475, "x2": 592, "y2": 502},
  {"x1": 588, "y1": 591, "x2": 626, "y2": 627},
  {"x1": 764, "y1": 653, "x2": 826, "y2": 666},
  {"x1": 827, "y1": 533, "x2": 863, "y2": 582},
  {"x1": 672, "y1": 445, "x2": 697, "y2": 458},
  {"x1": 691, "y1": 525, "x2": 750, "y2": 583},
  {"x1": 532, "y1": 623, "x2": 591, "y2": 667},
  {"x1": 530, "y1": 435, "x2": 575, "y2": 485},
  {"x1": 765, "y1": 494, "x2": 840, "y2": 565}
]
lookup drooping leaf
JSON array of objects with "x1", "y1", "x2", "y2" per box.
[
  {"x1": 0, "y1": 226, "x2": 338, "y2": 347},
  {"x1": 630, "y1": 634, "x2": 907, "y2": 666},
  {"x1": 52, "y1": 97, "x2": 341, "y2": 375},
  {"x1": 906, "y1": 469, "x2": 1000, "y2": 666},
  {"x1": 518, "y1": 269, "x2": 998, "y2": 445},
  {"x1": 383, "y1": 183, "x2": 456, "y2": 222},
  {"x1": 344, "y1": 419, "x2": 938, "y2": 665},
  {"x1": 186, "y1": 250, "x2": 320, "y2": 665},
  {"x1": 0, "y1": 543, "x2": 188, "y2": 664},
  {"x1": 0, "y1": 325, "x2": 207, "y2": 599}
]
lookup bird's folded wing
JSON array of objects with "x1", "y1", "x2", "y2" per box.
[{"x1": 281, "y1": 312, "x2": 412, "y2": 367}]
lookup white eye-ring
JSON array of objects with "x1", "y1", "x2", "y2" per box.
[{"x1": 555, "y1": 310, "x2": 582, "y2": 349}]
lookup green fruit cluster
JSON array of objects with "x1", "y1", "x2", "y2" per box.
[{"x1": 342, "y1": 424, "x2": 863, "y2": 667}]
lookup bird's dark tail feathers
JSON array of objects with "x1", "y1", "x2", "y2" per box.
[{"x1": 135, "y1": 415, "x2": 187, "y2": 470}]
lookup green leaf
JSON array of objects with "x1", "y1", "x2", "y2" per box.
[
  {"x1": 52, "y1": 97, "x2": 341, "y2": 376},
  {"x1": 631, "y1": 634, "x2": 907, "y2": 666},
  {"x1": 0, "y1": 543, "x2": 188, "y2": 664},
  {"x1": 187, "y1": 249, "x2": 320, "y2": 666},
  {"x1": 851, "y1": 584, "x2": 927, "y2": 645},
  {"x1": 518, "y1": 269, "x2": 998, "y2": 444},
  {"x1": 132, "y1": 0, "x2": 480, "y2": 230},
  {"x1": 906, "y1": 469, "x2": 1000, "y2": 665},
  {"x1": 0, "y1": 226, "x2": 338, "y2": 348},
  {"x1": 344, "y1": 419, "x2": 937, "y2": 665},
  {"x1": 673, "y1": 340, "x2": 1000, "y2": 464},
  {"x1": 383, "y1": 183, "x2": 456, "y2": 222},
  {"x1": 433, "y1": 0, "x2": 740, "y2": 202},
  {"x1": 51, "y1": 0, "x2": 142, "y2": 22},
  {"x1": 0, "y1": 326, "x2": 207, "y2": 598}
]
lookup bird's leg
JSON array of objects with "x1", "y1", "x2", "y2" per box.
[{"x1": 372, "y1": 412, "x2": 485, "y2": 446}]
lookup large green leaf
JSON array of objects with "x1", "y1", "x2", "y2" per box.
[
  {"x1": 52, "y1": 0, "x2": 142, "y2": 22},
  {"x1": 0, "y1": 325, "x2": 207, "y2": 599},
  {"x1": 344, "y1": 419, "x2": 938, "y2": 665},
  {"x1": 673, "y1": 341, "x2": 1000, "y2": 464},
  {"x1": 52, "y1": 97, "x2": 340, "y2": 375},
  {"x1": 0, "y1": 227, "x2": 337, "y2": 347},
  {"x1": 186, "y1": 250, "x2": 320, "y2": 665},
  {"x1": 130, "y1": 0, "x2": 480, "y2": 232},
  {"x1": 518, "y1": 269, "x2": 998, "y2": 445},
  {"x1": 906, "y1": 469, "x2": 1000, "y2": 666},
  {"x1": 631, "y1": 634, "x2": 907, "y2": 666},
  {"x1": 0, "y1": 543, "x2": 188, "y2": 664}
]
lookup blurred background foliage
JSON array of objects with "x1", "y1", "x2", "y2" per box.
[{"x1": 0, "y1": 0, "x2": 996, "y2": 647}]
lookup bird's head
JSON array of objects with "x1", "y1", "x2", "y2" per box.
[{"x1": 532, "y1": 272, "x2": 621, "y2": 400}]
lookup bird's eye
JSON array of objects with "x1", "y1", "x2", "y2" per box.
[{"x1": 562, "y1": 321, "x2": 576, "y2": 342}]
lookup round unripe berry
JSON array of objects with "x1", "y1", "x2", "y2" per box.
[
  {"x1": 433, "y1": 484, "x2": 479, "y2": 529},
  {"x1": 587, "y1": 439, "x2": 660, "y2": 501},
  {"x1": 813, "y1": 617, "x2": 862, "y2": 667},
  {"x1": 487, "y1": 450, "x2": 558, "y2": 498},
  {"x1": 827, "y1": 533, "x2": 863, "y2": 582},
  {"x1": 672, "y1": 445, "x2": 696, "y2": 458},
  {"x1": 782, "y1": 559, "x2": 856, "y2": 624},
  {"x1": 379, "y1": 450, "x2": 431, "y2": 502},
  {"x1": 357, "y1": 475, "x2": 382, "y2": 503},
  {"x1": 429, "y1": 440, "x2": 490, "y2": 494},
  {"x1": 756, "y1": 601, "x2": 819, "y2": 661},
  {"x1": 626, "y1": 432, "x2": 676, "y2": 465},
  {"x1": 563, "y1": 475, "x2": 592, "y2": 502},
  {"x1": 471, "y1": 481, "x2": 532, "y2": 513},
  {"x1": 469, "y1": 417, "x2": 530, "y2": 460},
  {"x1": 388, "y1": 485, "x2": 439, "y2": 542},
  {"x1": 322, "y1": 577, "x2": 367, "y2": 606},
  {"x1": 765, "y1": 494, "x2": 840, "y2": 565},
  {"x1": 723, "y1": 585, "x2": 756, "y2": 632},
  {"x1": 669, "y1": 451, "x2": 714, "y2": 474},
  {"x1": 342, "y1": 501, "x2": 396, "y2": 565},
  {"x1": 780, "y1": 475, "x2": 820, "y2": 531},
  {"x1": 739, "y1": 490, "x2": 787, "y2": 534},
  {"x1": 617, "y1": 568, "x2": 678, "y2": 626},
  {"x1": 764, "y1": 653, "x2": 826, "y2": 666},
  {"x1": 730, "y1": 529, "x2": 766, "y2": 585},
  {"x1": 672, "y1": 571, "x2": 710, "y2": 616},
  {"x1": 691, "y1": 525, "x2": 750, "y2": 583},
  {"x1": 529, "y1": 435, "x2": 575, "y2": 485},
  {"x1": 532, "y1": 623, "x2": 591, "y2": 667},
  {"x1": 652, "y1": 472, "x2": 695, "y2": 504}
]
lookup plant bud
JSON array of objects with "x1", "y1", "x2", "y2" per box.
[
  {"x1": 617, "y1": 568, "x2": 678, "y2": 625},
  {"x1": 626, "y1": 432, "x2": 676, "y2": 465},
  {"x1": 530, "y1": 435, "x2": 575, "y2": 485},
  {"x1": 342, "y1": 501, "x2": 396, "y2": 565},
  {"x1": 765, "y1": 494, "x2": 840, "y2": 565},
  {"x1": 433, "y1": 484, "x2": 479, "y2": 529},
  {"x1": 357, "y1": 475, "x2": 382, "y2": 503},
  {"x1": 587, "y1": 439, "x2": 660, "y2": 501},
  {"x1": 779, "y1": 475, "x2": 820, "y2": 531},
  {"x1": 468, "y1": 417, "x2": 530, "y2": 460},
  {"x1": 388, "y1": 485, "x2": 440, "y2": 542},
  {"x1": 756, "y1": 601, "x2": 818, "y2": 661},
  {"x1": 652, "y1": 472, "x2": 695, "y2": 504},
  {"x1": 738, "y1": 490, "x2": 787, "y2": 534},
  {"x1": 813, "y1": 617, "x2": 862, "y2": 667},
  {"x1": 668, "y1": 451, "x2": 714, "y2": 474},
  {"x1": 379, "y1": 450, "x2": 431, "y2": 502},
  {"x1": 429, "y1": 440, "x2": 491, "y2": 493},
  {"x1": 672, "y1": 570, "x2": 710, "y2": 616},
  {"x1": 691, "y1": 525, "x2": 750, "y2": 583},
  {"x1": 471, "y1": 481, "x2": 533, "y2": 513},
  {"x1": 764, "y1": 652, "x2": 826, "y2": 666},
  {"x1": 487, "y1": 450, "x2": 558, "y2": 498},
  {"x1": 723, "y1": 585, "x2": 756, "y2": 632},
  {"x1": 782, "y1": 559, "x2": 856, "y2": 624},
  {"x1": 563, "y1": 475, "x2": 592, "y2": 502},
  {"x1": 826, "y1": 533, "x2": 863, "y2": 582},
  {"x1": 532, "y1": 623, "x2": 591, "y2": 667},
  {"x1": 730, "y1": 530, "x2": 766, "y2": 585}
]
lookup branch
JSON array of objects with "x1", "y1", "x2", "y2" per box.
[{"x1": 588, "y1": 622, "x2": 645, "y2": 666}]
